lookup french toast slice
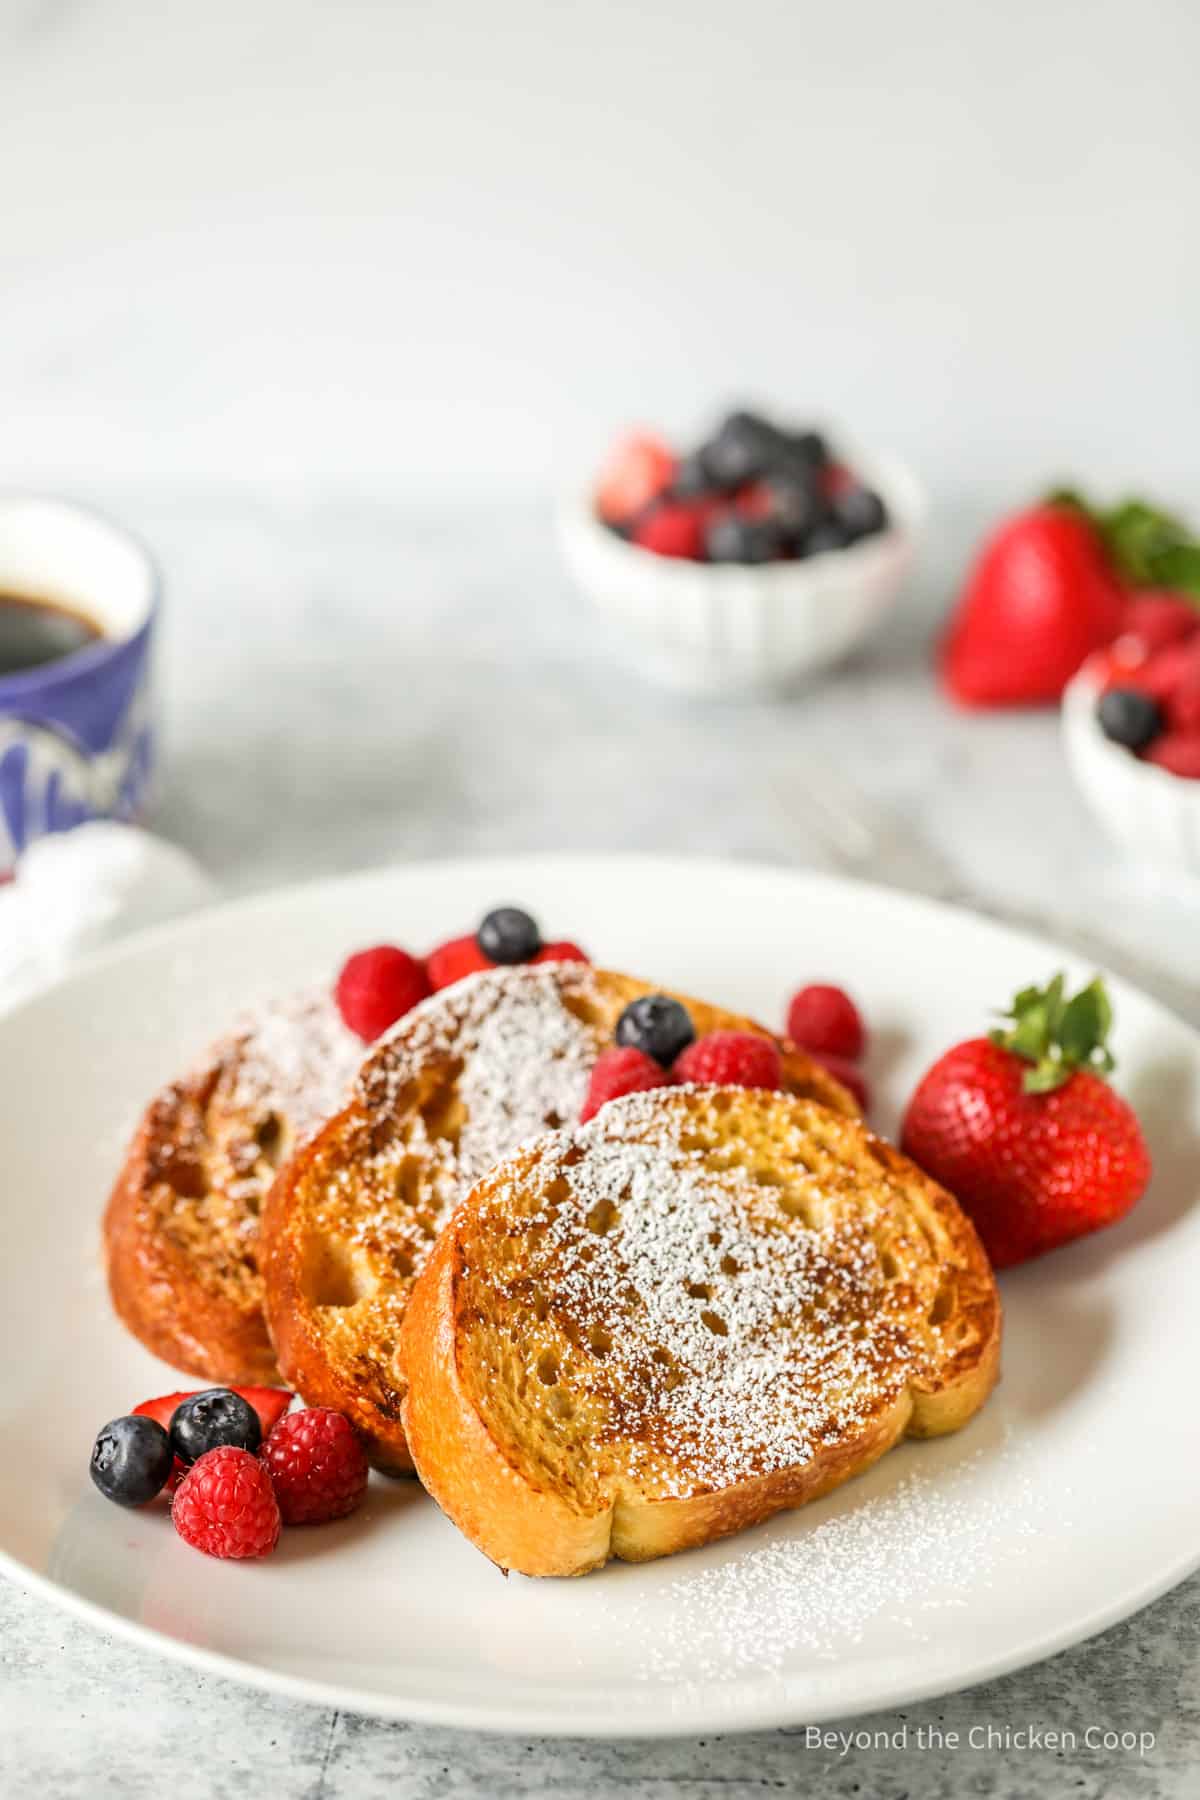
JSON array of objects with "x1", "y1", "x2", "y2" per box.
[
  {"x1": 260, "y1": 962, "x2": 856, "y2": 1472},
  {"x1": 400, "y1": 1084, "x2": 1001, "y2": 1575},
  {"x1": 103, "y1": 992, "x2": 361, "y2": 1385}
]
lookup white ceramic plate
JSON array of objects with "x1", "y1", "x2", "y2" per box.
[{"x1": 1, "y1": 854, "x2": 1197, "y2": 1738}]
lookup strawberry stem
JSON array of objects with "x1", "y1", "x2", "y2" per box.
[{"x1": 990, "y1": 973, "x2": 1116, "y2": 1094}]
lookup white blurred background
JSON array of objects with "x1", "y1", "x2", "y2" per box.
[{"x1": 2, "y1": 0, "x2": 1197, "y2": 505}]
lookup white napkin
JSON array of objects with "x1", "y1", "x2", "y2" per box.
[{"x1": 0, "y1": 822, "x2": 216, "y2": 1013}]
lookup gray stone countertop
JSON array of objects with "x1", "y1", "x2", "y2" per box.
[{"x1": 3, "y1": 489, "x2": 1197, "y2": 1797}]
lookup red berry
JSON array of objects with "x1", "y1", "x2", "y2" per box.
[
  {"x1": 1121, "y1": 589, "x2": 1200, "y2": 653},
  {"x1": 786, "y1": 984, "x2": 866, "y2": 1060},
  {"x1": 809, "y1": 1051, "x2": 870, "y2": 1111},
  {"x1": 595, "y1": 432, "x2": 676, "y2": 527},
  {"x1": 630, "y1": 501, "x2": 706, "y2": 560},
  {"x1": 1145, "y1": 732, "x2": 1200, "y2": 779},
  {"x1": 172, "y1": 1447, "x2": 280, "y2": 1559},
  {"x1": 1129, "y1": 638, "x2": 1200, "y2": 703},
  {"x1": 335, "y1": 946, "x2": 430, "y2": 1042},
  {"x1": 426, "y1": 933, "x2": 493, "y2": 991},
  {"x1": 733, "y1": 480, "x2": 775, "y2": 520},
  {"x1": 532, "y1": 940, "x2": 590, "y2": 965},
  {"x1": 673, "y1": 1030, "x2": 782, "y2": 1091},
  {"x1": 580, "y1": 1046, "x2": 672, "y2": 1124},
  {"x1": 820, "y1": 462, "x2": 855, "y2": 499},
  {"x1": 261, "y1": 1408, "x2": 369, "y2": 1526},
  {"x1": 1166, "y1": 677, "x2": 1200, "y2": 733}
]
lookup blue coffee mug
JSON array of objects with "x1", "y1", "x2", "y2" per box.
[{"x1": 0, "y1": 499, "x2": 160, "y2": 870}]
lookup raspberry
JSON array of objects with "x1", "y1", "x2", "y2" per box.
[
  {"x1": 1145, "y1": 733, "x2": 1200, "y2": 779},
  {"x1": 1121, "y1": 590, "x2": 1200, "y2": 654},
  {"x1": 786, "y1": 984, "x2": 866, "y2": 1060},
  {"x1": 595, "y1": 432, "x2": 676, "y2": 527},
  {"x1": 1132, "y1": 639, "x2": 1200, "y2": 703},
  {"x1": 673, "y1": 1031, "x2": 782, "y2": 1090},
  {"x1": 172, "y1": 1447, "x2": 280, "y2": 1559},
  {"x1": 261, "y1": 1408, "x2": 369, "y2": 1526},
  {"x1": 1166, "y1": 676, "x2": 1200, "y2": 734},
  {"x1": 533, "y1": 940, "x2": 590, "y2": 965},
  {"x1": 810, "y1": 1050, "x2": 871, "y2": 1111},
  {"x1": 580, "y1": 1047, "x2": 672, "y2": 1124},
  {"x1": 426, "y1": 933, "x2": 493, "y2": 991},
  {"x1": 630, "y1": 501, "x2": 706, "y2": 560},
  {"x1": 336, "y1": 946, "x2": 430, "y2": 1042}
]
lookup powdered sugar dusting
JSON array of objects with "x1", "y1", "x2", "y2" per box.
[
  {"x1": 224, "y1": 988, "x2": 362, "y2": 1143},
  {"x1": 603, "y1": 1428, "x2": 1042, "y2": 1677},
  {"x1": 480, "y1": 1086, "x2": 932, "y2": 1497},
  {"x1": 361, "y1": 962, "x2": 600, "y2": 1183}
]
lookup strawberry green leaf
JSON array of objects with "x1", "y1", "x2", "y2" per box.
[
  {"x1": 1042, "y1": 487, "x2": 1200, "y2": 601},
  {"x1": 992, "y1": 973, "x2": 1118, "y2": 1094}
]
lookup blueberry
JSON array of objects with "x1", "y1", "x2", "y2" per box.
[
  {"x1": 834, "y1": 486, "x2": 889, "y2": 540},
  {"x1": 788, "y1": 430, "x2": 830, "y2": 468},
  {"x1": 798, "y1": 518, "x2": 852, "y2": 556},
  {"x1": 170, "y1": 1388, "x2": 262, "y2": 1465},
  {"x1": 670, "y1": 452, "x2": 719, "y2": 500},
  {"x1": 90, "y1": 1415, "x2": 173, "y2": 1507},
  {"x1": 702, "y1": 412, "x2": 782, "y2": 489},
  {"x1": 615, "y1": 995, "x2": 696, "y2": 1067},
  {"x1": 705, "y1": 514, "x2": 787, "y2": 565},
  {"x1": 477, "y1": 906, "x2": 542, "y2": 964},
  {"x1": 1097, "y1": 687, "x2": 1164, "y2": 751}
]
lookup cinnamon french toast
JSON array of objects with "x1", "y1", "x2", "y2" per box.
[
  {"x1": 400, "y1": 1084, "x2": 1001, "y2": 1575},
  {"x1": 260, "y1": 962, "x2": 856, "y2": 1472},
  {"x1": 104, "y1": 992, "x2": 361, "y2": 1385}
]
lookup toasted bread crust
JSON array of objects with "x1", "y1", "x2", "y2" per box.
[
  {"x1": 261, "y1": 965, "x2": 857, "y2": 1474},
  {"x1": 399, "y1": 1087, "x2": 1002, "y2": 1575},
  {"x1": 103, "y1": 1073, "x2": 281, "y2": 1385},
  {"x1": 104, "y1": 992, "x2": 360, "y2": 1387}
]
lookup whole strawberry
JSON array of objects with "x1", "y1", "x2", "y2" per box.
[
  {"x1": 941, "y1": 506, "x2": 1125, "y2": 707},
  {"x1": 901, "y1": 975, "x2": 1150, "y2": 1268}
]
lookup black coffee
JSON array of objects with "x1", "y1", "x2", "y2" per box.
[{"x1": 0, "y1": 592, "x2": 103, "y2": 676}]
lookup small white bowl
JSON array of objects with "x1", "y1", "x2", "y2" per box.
[
  {"x1": 557, "y1": 447, "x2": 925, "y2": 697},
  {"x1": 1062, "y1": 663, "x2": 1200, "y2": 877}
]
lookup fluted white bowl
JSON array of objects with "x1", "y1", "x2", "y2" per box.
[
  {"x1": 1063, "y1": 662, "x2": 1200, "y2": 877},
  {"x1": 557, "y1": 448, "x2": 926, "y2": 697}
]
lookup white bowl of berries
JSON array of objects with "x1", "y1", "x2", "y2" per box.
[
  {"x1": 1063, "y1": 601, "x2": 1200, "y2": 878},
  {"x1": 558, "y1": 411, "x2": 926, "y2": 697}
]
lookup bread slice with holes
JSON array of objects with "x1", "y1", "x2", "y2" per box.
[
  {"x1": 260, "y1": 962, "x2": 857, "y2": 1473},
  {"x1": 103, "y1": 992, "x2": 361, "y2": 1385},
  {"x1": 399, "y1": 1084, "x2": 1001, "y2": 1575}
]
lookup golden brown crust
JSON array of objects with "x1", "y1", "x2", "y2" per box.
[
  {"x1": 399, "y1": 1086, "x2": 1002, "y2": 1576},
  {"x1": 261, "y1": 964, "x2": 856, "y2": 1474},
  {"x1": 104, "y1": 992, "x2": 360, "y2": 1387},
  {"x1": 103, "y1": 1075, "x2": 281, "y2": 1385}
]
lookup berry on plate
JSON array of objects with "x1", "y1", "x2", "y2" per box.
[
  {"x1": 477, "y1": 906, "x2": 542, "y2": 965},
  {"x1": 786, "y1": 984, "x2": 865, "y2": 1060},
  {"x1": 674, "y1": 1030, "x2": 782, "y2": 1090},
  {"x1": 614, "y1": 994, "x2": 696, "y2": 1068},
  {"x1": 335, "y1": 945, "x2": 430, "y2": 1042},
  {"x1": 172, "y1": 1446, "x2": 281, "y2": 1560},
  {"x1": 134, "y1": 1385, "x2": 291, "y2": 1439},
  {"x1": 941, "y1": 505, "x2": 1125, "y2": 708},
  {"x1": 262, "y1": 1407, "x2": 369, "y2": 1525},
  {"x1": 90, "y1": 1415, "x2": 174, "y2": 1508},
  {"x1": 428, "y1": 910, "x2": 590, "y2": 990},
  {"x1": 169, "y1": 1388, "x2": 264, "y2": 1465},
  {"x1": 581, "y1": 1046, "x2": 672, "y2": 1124},
  {"x1": 595, "y1": 432, "x2": 676, "y2": 528},
  {"x1": 901, "y1": 974, "x2": 1151, "y2": 1268},
  {"x1": 426, "y1": 932, "x2": 492, "y2": 990}
]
